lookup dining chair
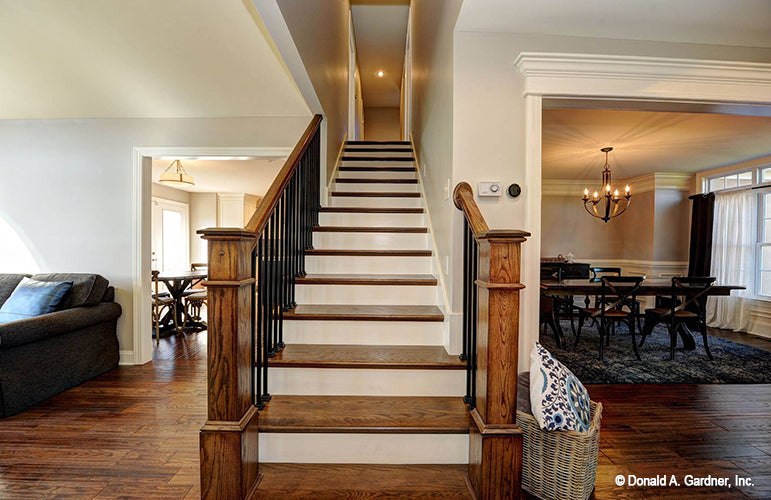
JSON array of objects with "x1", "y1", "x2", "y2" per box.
[
  {"x1": 540, "y1": 265, "x2": 582, "y2": 342},
  {"x1": 576, "y1": 276, "x2": 645, "y2": 360},
  {"x1": 183, "y1": 263, "x2": 208, "y2": 328},
  {"x1": 589, "y1": 266, "x2": 644, "y2": 332},
  {"x1": 639, "y1": 276, "x2": 716, "y2": 360},
  {"x1": 152, "y1": 270, "x2": 178, "y2": 347}
]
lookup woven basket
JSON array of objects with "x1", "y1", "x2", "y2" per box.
[{"x1": 517, "y1": 400, "x2": 602, "y2": 500}]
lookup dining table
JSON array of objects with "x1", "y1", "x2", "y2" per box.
[
  {"x1": 156, "y1": 269, "x2": 207, "y2": 331},
  {"x1": 541, "y1": 278, "x2": 745, "y2": 350}
]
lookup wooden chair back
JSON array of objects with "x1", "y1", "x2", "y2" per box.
[
  {"x1": 593, "y1": 276, "x2": 645, "y2": 318},
  {"x1": 670, "y1": 276, "x2": 716, "y2": 316}
]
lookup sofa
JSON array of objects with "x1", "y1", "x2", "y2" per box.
[{"x1": 0, "y1": 273, "x2": 122, "y2": 417}]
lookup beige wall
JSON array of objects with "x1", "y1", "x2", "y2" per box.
[
  {"x1": 364, "y1": 107, "x2": 400, "y2": 141},
  {"x1": 541, "y1": 189, "x2": 690, "y2": 265},
  {"x1": 277, "y1": 0, "x2": 350, "y2": 181},
  {"x1": 541, "y1": 195, "x2": 625, "y2": 260},
  {"x1": 152, "y1": 183, "x2": 191, "y2": 205},
  {"x1": 410, "y1": 0, "x2": 464, "y2": 306}
]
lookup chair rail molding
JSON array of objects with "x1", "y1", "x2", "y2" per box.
[
  {"x1": 131, "y1": 146, "x2": 292, "y2": 366},
  {"x1": 515, "y1": 53, "x2": 771, "y2": 103},
  {"x1": 516, "y1": 52, "x2": 771, "y2": 371}
]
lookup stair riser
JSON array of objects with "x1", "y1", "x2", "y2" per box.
[
  {"x1": 333, "y1": 182, "x2": 419, "y2": 193},
  {"x1": 313, "y1": 232, "x2": 428, "y2": 250},
  {"x1": 282, "y1": 320, "x2": 444, "y2": 345},
  {"x1": 346, "y1": 143, "x2": 410, "y2": 149},
  {"x1": 306, "y1": 255, "x2": 432, "y2": 274},
  {"x1": 260, "y1": 434, "x2": 468, "y2": 464},
  {"x1": 342, "y1": 160, "x2": 415, "y2": 167},
  {"x1": 319, "y1": 212, "x2": 425, "y2": 227},
  {"x1": 268, "y1": 368, "x2": 465, "y2": 396},
  {"x1": 337, "y1": 170, "x2": 417, "y2": 180},
  {"x1": 295, "y1": 284, "x2": 437, "y2": 306},
  {"x1": 343, "y1": 151, "x2": 414, "y2": 158},
  {"x1": 330, "y1": 197, "x2": 422, "y2": 208}
]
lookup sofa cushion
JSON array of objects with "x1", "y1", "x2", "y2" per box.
[
  {"x1": 0, "y1": 274, "x2": 30, "y2": 308},
  {"x1": 0, "y1": 277, "x2": 73, "y2": 324},
  {"x1": 31, "y1": 273, "x2": 109, "y2": 308}
]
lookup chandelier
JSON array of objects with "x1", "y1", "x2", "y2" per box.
[
  {"x1": 582, "y1": 147, "x2": 631, "y2": 223},
  {"x1": 159, "y1": 159, "x2": 195, "y2": 187}
]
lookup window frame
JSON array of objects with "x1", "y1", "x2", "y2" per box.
[{"x1": 705, "y1": 164, "x2": 771, "y2": 300}]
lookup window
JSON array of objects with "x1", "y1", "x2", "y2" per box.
[{"x1": 706, "y1": 165, "x2": 771, "y2": 299}]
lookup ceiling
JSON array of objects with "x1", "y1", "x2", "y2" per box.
[
  {"x1": 351, "y1": 2, "x2": 410, "y2": 108},
  {"x1": 151, "y1": 158, "x2": 286, "y2": 195},
  {"x1": 0, "y1": 0, "x2": 310, "y2": 119},
  {"x1": 542, "y1": 108, "x2": 771, "y2": 180},
  {"x1": 456, "y1": 0, "x2": 771, "y2": 48}
]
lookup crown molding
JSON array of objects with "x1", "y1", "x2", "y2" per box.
[
  {"x1": 543, "y1": 172, "x2": 692, "y2": 196},
  {"x1": 515, "y1": 53, "x2": 771, "y2": 103}
]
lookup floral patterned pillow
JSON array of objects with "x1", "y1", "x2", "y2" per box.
[{"x1": 529, "y1": 342, "x2": 591, "y2": 432}]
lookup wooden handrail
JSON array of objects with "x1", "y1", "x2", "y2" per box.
[
  {"x1": 453, "y1": 181, "x2": 489, "y2": 235},
  {"x1": 245, "y1": 114, "x2": 323, "y2": 233}
]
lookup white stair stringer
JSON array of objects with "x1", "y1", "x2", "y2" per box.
[
  {"x1": 260, "y1": 433, "x2": 468, "y2": 464},
  {"x1": 295, "y1": 284, "x2": 437, "y2": 305},
  {"x1": 268, "y1": 368, "x2": 465, "y2": 396},
  {"x1": 282, "y1": 320, "x2": 444, "y2": 346}
]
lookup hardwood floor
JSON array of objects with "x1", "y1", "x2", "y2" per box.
[{"x1": 0, "y1": 331, "x2": 768, "y2": 499}]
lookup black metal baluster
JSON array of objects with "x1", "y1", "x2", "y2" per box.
[
  {"x1": 271, "y1": 209, "x2": 281, "y2": 355},
  {"x1": 264, "y1": 217, "x2": 275, "y2": 358},
  {"x1": 277, "y1": 194, "x2": 286, "y2": 350},
  {"x1": 469, "y1": 231, "x2": 479, "y2": 408},
  {"x1": 259, "y1": 230, "x2": 271, "y2": 402},
  {"x1": 252, "y1": 241, "x2": 265, "y2": 409}
]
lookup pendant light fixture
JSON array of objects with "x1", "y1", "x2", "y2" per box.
[
  {"x1": 159, "y1": 159, "x2": 195, "y2": 187},
  {"x1": 581, "y1": 147, "x2": 631, "y2": 223}
]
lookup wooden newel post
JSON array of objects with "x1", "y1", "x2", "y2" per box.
[
  {"x1": 198, "y1": 228, "x2": 260, "y2": 500},
  {"x1": 468, "y1": 229, "x2": 529, "y2": 500}
]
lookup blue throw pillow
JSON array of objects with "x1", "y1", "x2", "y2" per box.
[
  {"x1": 0, "y1": 277, "x2": 73, "y2": 324},
  {"x1": 529, "y1": 342, "x2": 591, "y2": 432}
]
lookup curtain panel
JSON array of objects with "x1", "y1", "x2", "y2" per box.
[{"x1": 707, "y1": 189, "x2": 755, "y2": 331}]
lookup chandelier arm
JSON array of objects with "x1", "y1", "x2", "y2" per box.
[
  {"x1": 583, "y1": 201, "x2": 601, "y2": 219},
  {"x1": 614, "y1": 197, "x2": 631, "y2": 217}
]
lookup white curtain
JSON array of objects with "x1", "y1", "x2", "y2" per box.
[{"x1": 707, "y1": 189, "x2": 755, "y2": 331}]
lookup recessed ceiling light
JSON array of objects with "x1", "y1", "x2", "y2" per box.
[{"x1": 377, "y1": 70, "x2": 384, "y2": 77}]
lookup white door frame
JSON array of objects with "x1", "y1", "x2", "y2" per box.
[
  {"x1": 348, "y1": 11, "x2": 359, "y2": 141},
  {"x1": 515, "y1": 52, "x2": 771, "y2": 362},
  {"x1": 131, "y1": 146, "x2": 291, "y2": 365},
  {"x1": 401, "y1": 10, "x2": 412, "y2": 141},
  {"x1": 151, "y1": 196, "x2": 190, "y2": 273}
]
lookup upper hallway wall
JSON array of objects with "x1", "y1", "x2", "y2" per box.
[{"x1": 274, "y1": 0, "x2": 351, "y2": 181}]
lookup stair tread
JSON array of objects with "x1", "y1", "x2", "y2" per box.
[
  {"x1": 285, "y1": 304, "x2": 444, "y2": 322},
  {"x1": 331, "y1": 191, "x2": 421, "y2": 197},
  {"x1": 339, "y1": 166, "x2": 416, "y2": 171},
  {"x1": 335, "y1": 178, "x2": 418, "y2": 184},
  {"x1": 347, "y1": 140, "x2": 411, "y2": 145},
  {"x1": 259, "y1": 395, "x2": 468, "y2": 433},
  {"x1": 258, "y1": 464, "x2": 472, "y2": 498},
  {"x1": 270, "y1": 345, "x2": 465, "y2": 370},
  {"x1": 297, "y1": 274, "x2": 437, "y2": 285},
  {"x1": 342, "y1": 156, "x2": 415, "y2": 161},
  {"x1": 306, "y1": 249, "x2": 432, "y2": 256},
  {"x1": 319, "y1": 207, "x2": 424, "y2": 214},
  {"x1": 314, "y1": 225, "x2": 427, "y2": 233},
  {"x1": 344, "y1": 148, "x2": 413, "y2": 153}
]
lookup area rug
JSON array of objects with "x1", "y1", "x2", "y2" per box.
[{"x1": 539, "y1": 322, "x2": 771, "y2": 384}]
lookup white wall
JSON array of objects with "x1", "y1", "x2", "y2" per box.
[
  {"x1": 0, "y1": 116, "x2": 308, "y2": 358},
  {"x1": 190, "y1": 193, "x2": 217, "y2": 264},
  {"x1": 364, "y1": 107, "x2": 400, "y2": 141},
  {"x1": 276, "y1": 0, "x2": 350, "y2": 181}
]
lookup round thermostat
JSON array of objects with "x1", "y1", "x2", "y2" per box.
[{"x1": 507, "y1": 184, "x2": 522, "y2": 198}]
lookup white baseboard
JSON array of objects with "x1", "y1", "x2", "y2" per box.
[{"x1": 119, "y1": 350, "x2": 136, "y2": 365}]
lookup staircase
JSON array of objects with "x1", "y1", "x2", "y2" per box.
[{"x1": 255, "y1": 141, "x2": 472, "y2": 496}]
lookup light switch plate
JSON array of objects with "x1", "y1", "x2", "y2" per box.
[{"x1": 478, "y1": 181, "x2": 502, "y2": 197}]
